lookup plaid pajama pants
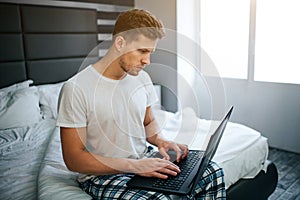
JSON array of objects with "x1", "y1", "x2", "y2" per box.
[{"x1": 79, "y1": 161, "x2": 226, "y2": 200}]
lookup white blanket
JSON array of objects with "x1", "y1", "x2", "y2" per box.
[
  {"x1": 0, "y1": 119, "x2": 56, "y2": 200},
  {"x1": 154, "y1": 107, "x2": 268, "y2": 188}
]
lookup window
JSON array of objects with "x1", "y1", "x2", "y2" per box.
[
  {"x1": 200, "y1": 0, "x2": 250, "y2": 79},
  {"x1": 254, "y1": 0, "x2": 300, "y2": 84},
  {"x1": 178, "y1": 0, "x2": 300, "y2": 85}
]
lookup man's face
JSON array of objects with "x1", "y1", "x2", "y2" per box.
[{"x1": 119, "y1": 35, "x2": 158, "y2": 76}]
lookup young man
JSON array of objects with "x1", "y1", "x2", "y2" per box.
[{"x1": 57, "y1": 9, "x2": 226, "y2": 199}]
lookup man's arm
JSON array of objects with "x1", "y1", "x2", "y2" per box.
[
  {"x1": 60, "y1": 126, "x2": 180, "y2": 179},
  {"x1": 144, "y1": 106, "x2": 189, "y2": 162},
  {"x1": 60, "y1": 127, "x2": 130, "y2": 175}
]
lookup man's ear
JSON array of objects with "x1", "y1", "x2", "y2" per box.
[{"x1": 114, "y1": 35, "x2": 126, "y2": 52}]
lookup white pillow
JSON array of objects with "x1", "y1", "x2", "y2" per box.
[
  {"x1": 0, "y1": 80, "x2": 33, "y2": 97},
  {"x1": 0, "y1": 86, "x2": 42, "y2": 129},
  {"x1": 37, "y1": 82, "x2": 64, "y2": 119}
]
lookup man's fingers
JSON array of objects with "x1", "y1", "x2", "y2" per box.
[
  {"x1": 138, "y1": 158, "x2": 181, "y2": 179},
  {"x1": 155, "y1": 158, "x2": 180, "y2": 172},
  {"x1": 155, "y1": 161, "x2": 180, "y2": 177},
  {"x1": 152, "y1": 171, "x2": 168, "y2": 179},
  {"x1": 175, "y1": 149, "x2": 183, "y2": 162},
  {"x1": 158, "y1": 149, "x2": 170, "y2": 160},
  {"x1": 179, "y1": 144, "x2": 189, "y2": 159}
]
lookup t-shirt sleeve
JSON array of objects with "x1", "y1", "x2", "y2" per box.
[
  {"x1": 56, "y1": 82, "x2": 87, "y2": 128},
  {"x1": 142, "y1": 71, "x2": 159, "y2": 107}
]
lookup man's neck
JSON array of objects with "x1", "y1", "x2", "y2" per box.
[{"x1": 93, "y1": 54, "x2": 126, "y2": 80}]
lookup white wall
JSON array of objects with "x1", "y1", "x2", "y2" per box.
[{"x1": 135, "y1": 0, "x2": 178, "y2": 112}]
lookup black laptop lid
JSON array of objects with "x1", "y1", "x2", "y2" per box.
[{"x1": 189, "y1": 106, "x2": 233, "y2": 194}]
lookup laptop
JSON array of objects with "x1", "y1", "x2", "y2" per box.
[{"x1": 127, "y1": 106, "x2": 233, "y2": 196}]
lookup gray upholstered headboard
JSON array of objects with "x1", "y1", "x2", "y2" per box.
[{"x1": 0, "y1": 3, "x2": 99, "y2": 88}]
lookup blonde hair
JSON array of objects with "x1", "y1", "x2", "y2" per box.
[{"x1": 113, "y1": 9, "x2": 165, "y2": 42}]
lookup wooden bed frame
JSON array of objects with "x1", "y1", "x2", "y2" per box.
[{"x1": 0, "y1": 2, "x2": 278, "y2": 199}]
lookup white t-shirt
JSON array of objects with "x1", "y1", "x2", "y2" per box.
[{"x1": 57, "y1": 65, "x2": 158, "y2": 160}]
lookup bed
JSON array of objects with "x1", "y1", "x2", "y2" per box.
[{"x1": 0, "y1": 2, "x2": 278, "y2": 200}]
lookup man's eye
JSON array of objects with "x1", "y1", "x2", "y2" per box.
[{"x1": 140, "y1": 49, "x2": 148, "y2": 53}]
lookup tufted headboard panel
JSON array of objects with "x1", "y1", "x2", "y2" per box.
[{"x1": 0, "y1": 3, "x2": 99, "y2": 88}]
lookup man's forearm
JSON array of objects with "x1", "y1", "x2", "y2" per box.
[
  {"x1": 64, "y1": 150, "x2": 137, "y2": 175},
  {"x1": 146, "y1": 132, "x2": 168, "y2": 148},
  {"x1": 145, "y1": 118, "x2": 168, "y2": 147}
]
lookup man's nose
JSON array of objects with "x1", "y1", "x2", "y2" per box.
[{"x1": 142, "y1": 54, "x2": 151, "y2": 65}]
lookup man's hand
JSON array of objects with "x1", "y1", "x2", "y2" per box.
[
  {"x1": 133, "y1": 158, "x2": 181, "y2": 179},
  {"x1": 158, "y1": 141, "x2": 189, "y2": 162},
  {"x1": 143, "y1": 106, "x2": 188, "y2": 163}
]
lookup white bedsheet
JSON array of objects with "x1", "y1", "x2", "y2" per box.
[
  {"x1": 217, "y1": 135, "x2": 268, "y2": 188},
  {"x1": 0, "y1": 119, "x2": 56, "y2": 200},
  {"x1": 37, "y1": 108, "x2": 269, "y2": 199},
  {"x1": 38, "y1": 127, "x2": 92, "y2": 200}
]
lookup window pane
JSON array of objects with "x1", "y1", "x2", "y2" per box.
[
  {"x1": 254, "y1": 0, "x2": 300, "y2": 84},
  {"x1": 200, "y1": 0, "x2": 250, "y2": 79}
]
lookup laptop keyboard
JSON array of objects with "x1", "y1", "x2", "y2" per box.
[{"x1": 152, "y1": 151, "x2": 204, "y2": 190}]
